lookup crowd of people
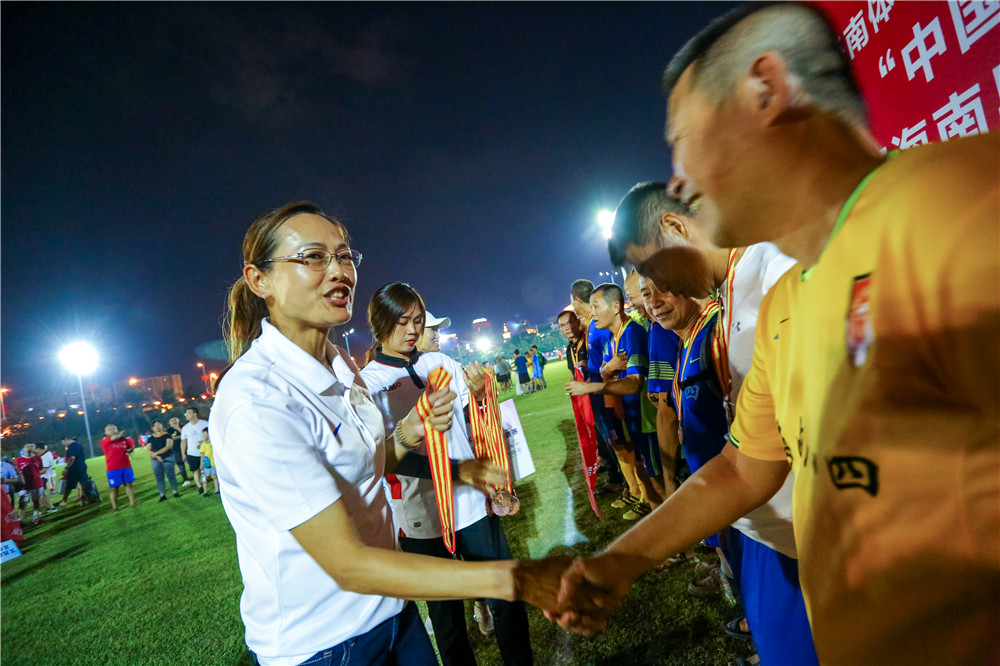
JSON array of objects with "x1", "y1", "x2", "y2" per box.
[{"x1": 12, "y1": 3, "x2": 996, "y2": 665}]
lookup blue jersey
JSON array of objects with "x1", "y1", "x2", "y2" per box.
[
  {"x1": 513, "y1": 355, "x2": 528, "y2": 374},
  {"x1": 609, "y1": 319, "x2": 648, "y2": 436},
  {"x1": 647, "y1": 323, "x2": 681, "y2": 395},
  {"x1": 586, "y1": 320, "x2": 611, "y2": 381},
  {"x1": 676, "y1": 311, "x2": 728, "y2": 472}
]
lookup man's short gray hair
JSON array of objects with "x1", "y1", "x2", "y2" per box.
[{"x1": 664, "y1": 3, "x2": 866, "y2": 128}]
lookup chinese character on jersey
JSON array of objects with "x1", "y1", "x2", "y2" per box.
[
  {"x1": 843, "y1": 11, "x2": 870, "y2": 58},
  {"x1": 868, "y1": 0, "x2": 894, "y2": 33},
  {"x1": 902, "y1": 17, "x2": 948, "y2": 82},
  {"x1": 933, "y1": 84, "x2": 989, "y2": 140},
  {"x1": 948, "y1": 0, "x2": 1000, "y2": 52},
  {"x1": 890, "y1": 120, "x2": 930, "y2": 149}
]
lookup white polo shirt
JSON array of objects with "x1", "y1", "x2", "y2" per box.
[
  {"x1": 725, "y1": 242, "x2": 800, "y2": 558},
  {"x1": 360, "y1": 351, "x2": 489, "y2": 540},
  {"x1": 209, "y1": 320, "x2": 402, "y2": 665},
  {"x1": 181, "y1": 419, "x2": 209, "y2": 456}
]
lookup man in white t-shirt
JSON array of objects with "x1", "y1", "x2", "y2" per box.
[
  {"x1": 181, "y1": 406, "x2": 209, "y2": 495},
  {"x1": 37, "y1": 444, "x2": 57, "y2": 494},
  {"x1": 603, "y1": 182, "x2": 816, "y2": 665}
]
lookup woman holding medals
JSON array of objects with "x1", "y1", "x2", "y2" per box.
[{"x1": 359, "y1": 281, "x2": 533, "y2": 666}]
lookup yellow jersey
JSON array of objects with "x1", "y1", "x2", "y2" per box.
[{"x1": 730, "y1": 133, "x2": 999, "y2": 665}]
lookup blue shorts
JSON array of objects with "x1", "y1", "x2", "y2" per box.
[
  {"x1": 202, "y1": 457, "x2": 216, "y2": 477},
  {"x1": 106, "y1": 468, "x2": 135, "y2": 487},
  {"x1": 727, "y1": 529, "x2": 818, "y2": 666}
]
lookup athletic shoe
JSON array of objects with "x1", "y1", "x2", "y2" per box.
[
  {"x1": 182, "y1": 481, "x2": 191, "y2": 487},
  {"x1": 203, "y1": 492, "x2": 213, "y2": 498},
  {"x1": 46, "y1": 507, "x2": 59, "y2": 514},
  {"x1": 198, "y1": 489, "x2": 205, "y2": 495},
  {"x1": 622, "y1": 503, "x2": 652, "y2": 521},
  {"x1": 473, "y1": 601, "x2": 494, "y2": 636},
  {"x1": 610, "y1": 494, "x2": 641, "y2": 509},
  {"x1": 159, "y1": 496, "x2": 167, "y2": 502},
  {"x1": 688, "y1": 569, "x2": 722, "y2": 598},
  {"x1": 694, "y1": 560, "x2": 718, "y2": 579},
  {"x1": 32, "y1": 517, "x2": 40, "y2": 525},
  {"x1": 173, "y1": 492, "x2": 180, "y2": 498}
]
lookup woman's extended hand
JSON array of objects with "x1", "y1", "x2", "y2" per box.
[
  {"x1": 458, "y1": 459, "x2": 507, "y2": 494},
  {"x1": 403, "y1": 387, "x2": 457, "y2": 442}
]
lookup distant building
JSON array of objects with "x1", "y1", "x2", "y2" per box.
[
  {"x1": 472, "y1": 318, "x2": 491, "y2": 335},
  {"x1": 115, "y1": 374, "x2": 184, "y2": 401}
]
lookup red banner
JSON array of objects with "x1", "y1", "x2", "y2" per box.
[
  {"x1": 570, "y1": 368, "x2": 602, "y2": 518},
  {"x1": 814, "y1": 0, "x2": 999, "y2": 148}
]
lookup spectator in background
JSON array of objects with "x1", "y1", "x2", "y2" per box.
[
  {"x1": 167, "y1": 416, "x2": 191, "y2": 487},
  {"x1": 199, "y1": 436, "x2": 219, "y2": 497},
  {"x1": 14, "y1": 444, "x2": 47, "y2": 524},
  {"x1": 1, "y1": 456, "x2": 19, "y2": 508},
  {"x1": 416, "y1": 311, "x2": 451, "y2": 353},
  {"x1": 101, "y1": 425, "x2": 137, "y2": 512},
  {"x1": 180, "y1": 407, "x2": 209, "y2": 495},
  {"x1": 146, "y1": 420, "x2": 180, "y2": 502},
  {"x1": 530, "y1": 345, "x2": 547, "y2": 390},
  {"x1": 59, "y1": 435, "x2": 88, "y2": 506},
  {"x1": 512, "y1": 350, "x2": 531, "y2": 395},
  {"x1": 493, "y1": 357, "x2": 512, "y2": 392},
  {"x1": 37, "y1": 444, "x2": 57, "y2": 495}
]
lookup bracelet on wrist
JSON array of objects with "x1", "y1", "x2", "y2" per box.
[{"x1": 395, "y1": 421, "x2": 421, "y2": 450}]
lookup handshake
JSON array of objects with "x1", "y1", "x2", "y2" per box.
[{"x1": 511, "y1": 551, "x2": 651, "y2": 634}]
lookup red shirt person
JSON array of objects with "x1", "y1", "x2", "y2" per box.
[
  {"x1": 14, "y1": 443, "x2": 48, "y2": 524},
  {"x1": 100, "y1": 424, "x2": 138, "y2": 512}
]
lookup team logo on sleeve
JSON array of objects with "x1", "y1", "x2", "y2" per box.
[{"x1": 846, "y1": 273, "x2": 874, "y2": 367}]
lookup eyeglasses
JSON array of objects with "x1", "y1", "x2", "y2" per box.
[{"x1": 259, "y1": 248, "x2": 363, "y2": 271}]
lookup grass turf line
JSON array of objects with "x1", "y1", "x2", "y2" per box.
[{"x1": 1, "y1": 363, "x2": 751, "y2": 665}]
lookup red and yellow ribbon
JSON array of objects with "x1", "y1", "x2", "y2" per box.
[
  {"x1": 468, "y1": 371, "x2": 513, "y2": 492},
  {"x1": 416, "y1": 367, "x2": 457, "y2": 553}
]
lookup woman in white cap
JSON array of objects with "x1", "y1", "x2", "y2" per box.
[{"x1": 416, "y1": 310, "x2": 450, "y2": 353}]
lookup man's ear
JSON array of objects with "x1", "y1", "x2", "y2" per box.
[
  {"x1": 743, "y1": 50, "x2": 810, "y2": 126},
  {"x1": 244, "y1": 264, "x2": 268, "y2": 299},
  {"x1": 659, "y1": 212, "x2": 691, "y2": 240}
]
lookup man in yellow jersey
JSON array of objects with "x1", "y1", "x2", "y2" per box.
[{"x1": 549, "y1": 4, "x2": 999, "y2": 664}]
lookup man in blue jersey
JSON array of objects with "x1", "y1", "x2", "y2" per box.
[{"x1": 567, "y1": 283, "x2": 662, "y2": 519}]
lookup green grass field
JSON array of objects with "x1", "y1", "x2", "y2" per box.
[{"x1": 1, "y1": 363, "x2": 752, "y2": 665}]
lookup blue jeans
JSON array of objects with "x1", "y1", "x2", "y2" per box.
[
  {"x1": 272, "y1": 603, "x2": 436, "y2": 666},
  {"x1": 150, "y1": 458, "x2": 178, "y2": 496}
]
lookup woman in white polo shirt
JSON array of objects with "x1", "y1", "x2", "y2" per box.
[
  {"x1": 211, "y1": 202, "x2": 566, "y2": 666},
  {"x1": 359, "y1": 282, "x2": 532, "y2": 666}
]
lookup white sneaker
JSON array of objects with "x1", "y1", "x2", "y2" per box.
[{"x1": 182, "y1": 481, "x2": 191, "y2": 487}]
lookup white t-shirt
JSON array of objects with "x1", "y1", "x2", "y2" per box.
[
  {"x1": 723, "y1": 242, "x2": 800, "y2": 558},
  {"x1": 360, "y1": 351, "x2": 489, "y2": 540},
  {"x1": 209, "y1": 320, "x2": 402, "y2": 665},
  {"x1": 181, "y1": 419, "x2": 209, "y2": 456},
  {"x1": 40, "y1": 451, "x2": 56, "y2": 480}
]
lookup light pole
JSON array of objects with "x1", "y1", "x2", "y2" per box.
[
  {"x1": 0, "y1": 387, "x2": 8, "y2": 424},
  {"x1": 58, "y1": 342, "x2": 98, "y2": 458},
  {"x1": 341, "y1": 328, "x2": 355, "y2": 357}
]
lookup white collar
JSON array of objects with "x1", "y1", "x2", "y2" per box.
[{"x1": 254, "y1": 319, "x2": 356, "y2": 395}]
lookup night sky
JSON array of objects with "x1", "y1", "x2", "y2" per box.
[{"x1": 2, "y1": 1, "x2": 737, "y2": 397}]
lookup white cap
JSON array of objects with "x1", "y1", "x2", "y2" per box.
[{"x1": 424, "y1": 311, "x2": 451, "y2": 329}]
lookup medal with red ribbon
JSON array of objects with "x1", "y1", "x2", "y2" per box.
[
  {"x1": 468, "y1": 370, "x2": 520, "y2": 516},
  {"x1": 415, "y1": 366, "x2": 458, "y2": 553}
]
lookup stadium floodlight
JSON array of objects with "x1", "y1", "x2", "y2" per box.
[{"x1": 58, "y1": 341, "x2": 98, "y2": 457}]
